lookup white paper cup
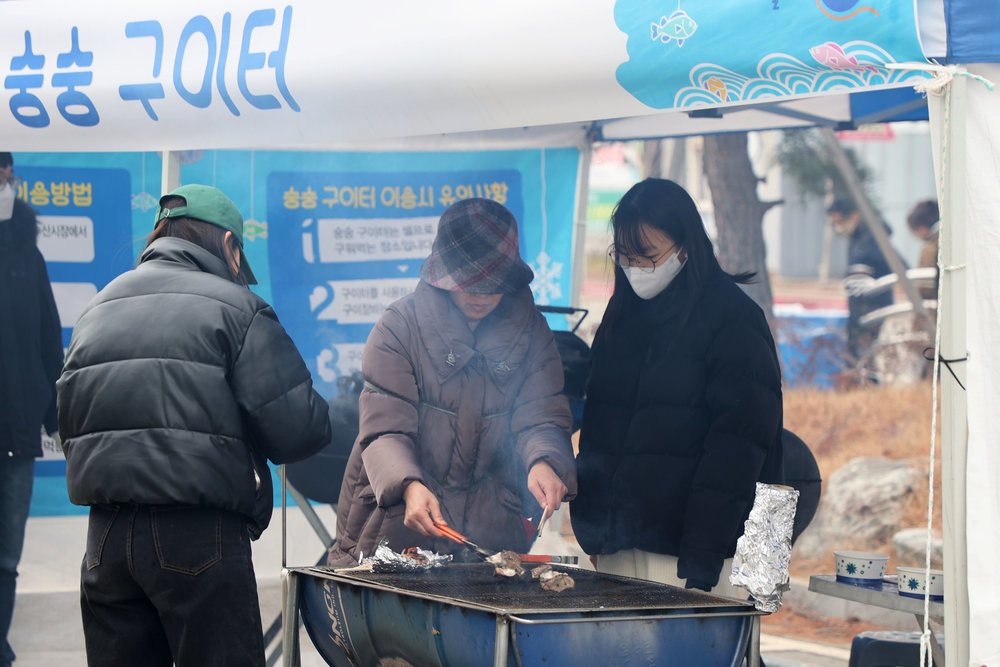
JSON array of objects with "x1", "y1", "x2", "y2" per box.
[
  {"x1": 896, "y1": 566, "x2": 944, "y2": 601},
  {"x1": 834, "y1": 550, "x2": 889, "y2": 588}
]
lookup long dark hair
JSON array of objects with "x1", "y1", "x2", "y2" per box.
[
  {"x1": 145, "y1": 196, "x2": 248, "y2": 285},
  {"x1": 603, "y1": 178, "x2": 753, "y2": 325}
]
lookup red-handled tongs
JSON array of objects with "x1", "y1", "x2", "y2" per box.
[{"x1": 432, "y1": 521, "x2": 494, "y2": 560}]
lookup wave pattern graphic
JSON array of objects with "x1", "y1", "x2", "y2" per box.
[{"x1": 675, "y1": 41, "x2": 930, "y2": 107}]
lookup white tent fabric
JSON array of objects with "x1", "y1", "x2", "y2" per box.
[
  {"x1": 956, "y1": 62, "x2": 1000, "y2": 667},
  {"x1": 922, "y1": 60, "x2": 999, "y2": 667}
]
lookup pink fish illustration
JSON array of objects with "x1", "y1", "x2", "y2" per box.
[{"x1": 809, "y1": 42, "x2": 879, "y2": 73}]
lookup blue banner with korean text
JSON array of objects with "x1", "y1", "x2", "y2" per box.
[
  {"x1": 268, "y1": 169, "x2": 524, "y2": 397},
  {"x1": 12, "y1": 147, "x2": 580, "y2": 516}
]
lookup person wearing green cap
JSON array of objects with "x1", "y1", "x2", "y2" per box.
[{"x1": 57, "y1": 184, "x2": 332, "y2": 666}]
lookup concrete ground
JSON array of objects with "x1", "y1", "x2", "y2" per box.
[{"x1": 11, "y1": 504, "x2": 860, "y2": 666}]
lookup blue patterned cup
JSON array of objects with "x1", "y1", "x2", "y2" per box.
[
  {"x1": 896, "y1": 566, "x2": 944, "y2": 601},
  {"x1": 834, "y1": 550, "x2": 889, "y2": 588}
]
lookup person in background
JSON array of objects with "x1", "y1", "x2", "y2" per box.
[
  {"x1": 57, "y1": 184, "x2": 331, "y2": 667},
  {"x1": 826, "y1": 196, "x2": 894, "y2": 372},
  {"x1": 905, "y1": 198, "x2": 940, "y2": 301},
  {"x1": 328, "y1": 198, "x2": 577, "y2": 567},
  {"x1": 0, "y1": 152, "x2": 64, "y2": 667},
  {"x1": 571, "y1": 178, "x2": 783, "y2": 596}
]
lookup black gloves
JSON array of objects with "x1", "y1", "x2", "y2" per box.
[{"x1": 684, "y1": 578, "x2": 713, "y2": 592}]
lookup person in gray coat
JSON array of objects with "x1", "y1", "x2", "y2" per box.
[
  {"x1": 57, "y1": 184, "x2": 331, "y2": 667},
  {"x1": 328, "y1": 198, "x2": 576, "y2": 566}
]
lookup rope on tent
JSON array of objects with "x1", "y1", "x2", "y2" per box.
[
  {"x1": 894, "y1": 61, "x2": 995, "y2": 667},
  {"x1": 887, "y1": 62, "x2": 995, "y2": 93},
  {"x1": 921, "y1": 66, "x2": 947, "y2": 667}
]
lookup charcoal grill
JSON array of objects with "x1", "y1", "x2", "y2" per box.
[{"x1": 282, "y1": 563, "x2": 763, "y2": 666}]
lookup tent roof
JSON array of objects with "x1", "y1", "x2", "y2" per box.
[{"x1": 1, "y1": 1, "x2": 943, "y2": 152}]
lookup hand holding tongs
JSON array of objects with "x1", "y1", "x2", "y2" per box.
[
  {"x1": 536, "y1": 504, "x2": 551, "y2": 538},
  {"x1": 432, "y1": 521, "x2": 494, "y2": 560}
]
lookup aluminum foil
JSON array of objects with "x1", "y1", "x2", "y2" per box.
[
  {"x1": 365, "y1": 540, "x2": 453, "y2": 573},
  {"x1": 729, "y1": 483, "x2": 799, "y2": 613}
]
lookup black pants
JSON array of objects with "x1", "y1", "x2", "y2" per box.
[{"x1": 81, "y1": 505, "x2": 265, "y2": 667}]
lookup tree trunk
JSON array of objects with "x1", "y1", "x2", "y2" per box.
[
  {"x1": 702, "y1": 133, "x2": 776, "y2": 318},
  {"x1": 641, "y1": 139, "x2": 663, "y2": 178}
]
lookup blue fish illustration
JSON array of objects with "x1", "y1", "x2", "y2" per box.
[{"x1": 650, "y1": 9, "x2": 697, "y2": 47}]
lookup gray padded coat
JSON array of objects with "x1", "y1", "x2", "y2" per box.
[
  {"x1": 329, "y1": 281, "x2": 576, "y2": 565},
  {"x1": 58, "y1": 238, "x2": 331, "y2": 537}
]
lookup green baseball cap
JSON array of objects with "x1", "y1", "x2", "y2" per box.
[{"x1": 155, "y1": 184, "x2": 257, "y2": 284}]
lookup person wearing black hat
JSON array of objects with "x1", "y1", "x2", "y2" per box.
[
  {"x1": 57, "y1": 184, "x2": 331, "y2": 667},
  {"x1": 328, "y1": 198, "x2": 577, "y2": 566},
  {"x1": 826, "y1": 196, "x2": 895, "y2": 373},
  {"x1": 0, "y1": 152, "x2": 63, "y2": 667}
]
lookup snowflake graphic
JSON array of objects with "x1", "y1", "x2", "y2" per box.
[
  {"x1": 845, "y1": 563, "x2": 857, "y2": 575},
  {"x1": 131, "y1": 191, "x2": 159, "y2": 212},
  {"x1": 529, "y1": 250, "x2": 564, "y2": 305},
  {"x1": 907, "y1": 578, "x2": 920, "y2": 591}
]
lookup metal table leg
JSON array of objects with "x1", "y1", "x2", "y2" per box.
[
  {"x1": 494, "y1": 615, "x2": 510, "y2": 667},
  {"x1": 747, "y1": 615, "x2": 761, "y2": 667},
  {"x1": 282, "y1": 569, "x2": 301, "y2": 667}
]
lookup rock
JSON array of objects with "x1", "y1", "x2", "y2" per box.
[
  {"x1": 793, "y1": 457, "x2": 921, "y2": 560},
  {"x1": 892, "y1": 527, "x2": 943, "y2": 568}
]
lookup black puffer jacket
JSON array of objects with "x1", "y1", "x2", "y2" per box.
[
  {"x1": 0, "y1": 199, "x2": 63, "y2": 456},
  {"x1": 571, "y1": 268, "x2": 783, "y2": 587},
  {"x1": 846, "y1": 222, "x2": 894, "y2": 351},
  {"x1": 58, "y1": 237, "x2": 331, "y2": 537}
]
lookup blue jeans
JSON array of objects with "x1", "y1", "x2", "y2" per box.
[
  {"x1": 0, "y1": 456, "x2": 34, "y2": 667},
  {"x1": 81, "y1": 504, "x2": 265, "y2": 667}
]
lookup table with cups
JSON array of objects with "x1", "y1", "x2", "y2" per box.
[{"x1": 808, "y1": 550, "x2": 945, "y2": 665}]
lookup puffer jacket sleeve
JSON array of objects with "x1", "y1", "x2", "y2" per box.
[
  {"x1": 511, "y1": 317, "x2": 577, "y2": 499},
  {"x1": 229, "y1": 305, "x2": 331, "y2": 464},
  {"x1": 676, "y1": 306, "x2": 782, "y2": 586},
  {"x1": 357, "y1": 307, "x2": 424, "y2": 507}
]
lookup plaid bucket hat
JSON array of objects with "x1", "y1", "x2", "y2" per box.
[{"x1": 420, "y1": 198, "x2": 534, "y2": 294}]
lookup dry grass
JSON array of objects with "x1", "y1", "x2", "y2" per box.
[
  {"x1": 785, "y1": 381, "x2": 940, "y2": 479},
  {"x1": 785, "y1": 380, "x2": 943, "y2": 574},
  {"x1": 772, "y1": 381, "x2": 945, "y2": 647},
  {"x1": 761, "y1": 598, "x2": 901, "y2": 647}
]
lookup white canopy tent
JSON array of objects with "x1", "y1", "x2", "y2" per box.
[{"x1": 3, "y1": 1, "x2": 998, "y2": 664}]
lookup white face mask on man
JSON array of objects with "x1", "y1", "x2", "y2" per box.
[
  {"x1": 624, "y1": 252, "x2": 687, "y2": 300},
  {"x1": 0, "y1": 183, "x2": 15, "y2": 221}
]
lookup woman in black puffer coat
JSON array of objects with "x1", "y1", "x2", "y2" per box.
[{"x1": 571, "y1": 178, "x2": 783, "y2": 596}]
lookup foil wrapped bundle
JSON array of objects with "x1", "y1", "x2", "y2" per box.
[
  {"x1": 366, "y1": 540, "x2": 453, "y2": 573},
  {"x1": 729, "y1": 483, "x2": 799, "y2": 613}
]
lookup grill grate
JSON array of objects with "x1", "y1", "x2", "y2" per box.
[{"x1": 310, "y1": 563, "x2": 753, "y2": 614}]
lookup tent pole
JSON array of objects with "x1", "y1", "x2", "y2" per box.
[
  {"x1": 927, "y1": 70, "x2": 970, "y2": 667},
  {"x1": 161, "y1": 151, "x2": 181, "y2": 195},
  {"x1": 569, "y1": 137, "x2": 593, "y2": 311}
]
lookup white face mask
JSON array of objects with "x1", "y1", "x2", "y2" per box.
[
  {"x1": 0, "y1": 183, "x2": 15, "y2": 221},
  {"x1": 624, "y1": 252, "x2": 687, "y2": 300}
]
